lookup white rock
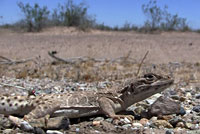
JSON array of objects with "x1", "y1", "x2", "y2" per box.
[
  {"x1": 132, "y1": 123, "x2": 143, "y2": 128},
  {"x1": 46, "y1": 130, "x2": 63, "y2": 134}
]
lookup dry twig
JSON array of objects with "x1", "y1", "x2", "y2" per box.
[
  {"x1": 0, "y1": 55, "x2": 34, "y2": 65},
  {"x1": 135, "y1": 51, "x2": 149, "y2": 77}
]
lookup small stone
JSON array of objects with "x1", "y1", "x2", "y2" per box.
[
  {"x1": 169, "y1": 117, "x2": 185, "y2": 127},
  {"x1": 2, "y1": 129, "x2": 14, "y2": 134},
  {"x1": 105, "y1": 118, "x2": 113, "y2": 123},
  {"x1": 176, "y1": 122, "x2": 185, "y2": 128},
  {"x1": 186, "y1": 130, "x2": 200, "y2": 134},
  {"x1": 124, "y1": 117, "x2": 132, "y2": 124},
  {"x1": 170, "y1": 95, "x2": 179, "y2": 100},
  {"x1": 153, "y1": 120, "x2": 173, "y2": 128},
  {"x1": 75, "y1": 128, "x2": 80, "y2": 132},
  {"x1": 193, "y1": 105, "x2": 200, "y2": 112},
  {"x1": 150, "y1": 116, "x2": 158, "y2": 122},
  {"x1": 132, "y1": 123, "x2": 143, "y2": 128},
  {"x1": 46, "y1": 130, "x2": 63, "y2": 134},
  {"x1": 165, "y1": 129, "x2": 174, "y2": 134},
  {"x1": 161, "y1": 115, "x2": 173, "y2": 121},
  {"x1": 179, "y1": 97, "x2": 186, "y2": 102},
  {"x1": 196, "y1": 94, "x2": 200, "y2": 99},
  {"x1": 93, "y1": 117, "x2": 104, "y2": 121},
  {"x1": 139, "y1": 118, "x2": 149, "y2": 126},
  {"x1": 145, "y1": 93, "x2": 162, "y2": 104},
  {"x1": 185, "y1": 123, "x2": 194, "y2": 129},
  {"x1": 186, "y1": 93, "x2": 192, "y2": 99},
  {"x1": 122, "y1": 124, "x2": 132, "y2": 129},
  {"x1": 93, "y1": 121, "x2": 101, "y2": 126},
  {"x1": 179, "y1": 107, "x2": 186, "y2": 116}
]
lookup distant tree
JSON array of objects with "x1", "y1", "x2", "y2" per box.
[
  {"x1": 142, "y1": 0, "x2": 189, "y2": 31},
  {"x1": 18, "y1": 2, "x2": 50, "y2": 32}
]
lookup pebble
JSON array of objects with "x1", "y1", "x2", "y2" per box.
[
  {"x1": 122, "y1": 124, "x2": 132, "y2": 129},
  {"x1": 152, "y1": 120, "x2": 173, "y2": 128},
  {"x1": 169, "y1": 117, "x2": 185, "y2": 127},
  {"x1": 93, "y1": 121, "x2": 101, "y2": 126},
  {"x1": 139, "y1": 118, "x2": 149, "y2": 126},
  {"x1": 165, "y1": 129, "x2": 174, "y2": 134},
  {"x1": 179, "y1": 107, "x2": 186, "y2": 115},
  {"x1": 170, "y1": 95, "x2": 179, "y2": 100},
  {"x1": 176, "y1": 122, "x2": 185, "y2": 128},
  {"x1": 93, "y1": 117, "x2": 104, "y2": 121},
  {"x1": 192, "y1": 105, "x2": 200, "y2": 112},
  {"x1": 46, "y1": 130, "x2": 63, "y2": 134},
  {"x1": 186, "y1": 92, "x2": 192, "y2": 99},
  {"x1": 195, "y1": 94, "x2": 200, "y2": 99},
  {"x1": 185, "y1": 123, "x2": 194, "y2": 129},
  {"x1": 150, "y1": 116, "x2": 158, "y2": 122},
  {"x1": 132, "y1": 123, "x2": 143, "y2": 128}
]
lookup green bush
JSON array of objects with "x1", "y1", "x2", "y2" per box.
[
  {"x1": 51, "y1": 0, "x2": 95, "y2": 30},
  {"x1": 18, "y1": 2, "x2": 50, "y2": 32}
]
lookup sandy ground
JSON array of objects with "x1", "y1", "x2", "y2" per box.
[{"x1": 0, "y1": 27, "x2": 200, "y2": 64}]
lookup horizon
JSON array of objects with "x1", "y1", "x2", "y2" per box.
[{"x1": 0, "y1": 0, "x2": 200, "y2": 29}]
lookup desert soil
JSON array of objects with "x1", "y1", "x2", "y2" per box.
[{"x1": 0, "y1": 27, "x2": 199, "y2": 64}]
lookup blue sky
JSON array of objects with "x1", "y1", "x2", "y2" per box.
[{"x1": 0, "y1": 0, "x2": 200, "y2": 29}]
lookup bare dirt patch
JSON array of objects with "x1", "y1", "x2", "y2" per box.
[{"x1": 0, "y1": 27, "x2": 200, "y2": 64}]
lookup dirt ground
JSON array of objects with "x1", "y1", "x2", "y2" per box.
[{"x1": 0, "y1": 27, "x2": 199, "y2": 64}]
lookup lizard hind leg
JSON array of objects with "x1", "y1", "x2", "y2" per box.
[{"x1": 24, "y1": 102, "x2": 60, "y2": 120}]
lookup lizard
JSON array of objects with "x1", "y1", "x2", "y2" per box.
[{"x1": 0, "y1": 73, "x2": 173, "y2": 129}]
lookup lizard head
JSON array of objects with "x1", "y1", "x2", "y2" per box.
[{"x1": 120, "y1": 73, "x2": 174, "y2": 106}]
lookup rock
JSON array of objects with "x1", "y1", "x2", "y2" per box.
[
  {"x1": 139, "y1": 118, "x2": 149, "y2": 126},
  {"x1": 187, "y1": 130, "x2": 200, "y2": 134},
  {"x1": 2, "y1": 129, "x2": 15, "y2": 134},
  {"x1": 152, "y1": 120, "x2": 173, "y2": 128},
  {"x1": 105, "y1": 118, "x2": 113, "y2": 123},
  {"x1": 179, "y1": 107, "x2": 186, "y2": 115},
  {"x1": 122, "y1": 124, "x2": 132, "y2": 129},
  {"x1": 124, "y1": 117, "x2": 132, "y2": 124},
  {"x1": 161, "y1": 115, "x2": 173, "y2": 121},
  {"x1": 176, "y1": 122, "x2": 185, "y2": 128},
  {"x1": 93, "y1": 121, "x2": 101, "y2": 126},
  {"x1": 145, "y1": 93, "x2": 162, "y2": 104},
  {"x1": 195, "y1": 94, "x2": 200, "y2": 99},
  {"x1": 148, "y1": 96, "x2": 181, "y2": 116},
  {"x1": 132, "y1": 123, "x2": 143, "y2": 128},
  {"x1": 150, "y1": 116, "x2": 158, "y2": 122},
  {"x1": 186, "y1": 93, "x2": 192, "y2": 99},
  {"x1": 93, "y1": 117, "x2": 104, "y2": 121},
  {"x1": 165, "y1": 129, "x2": 174, "y2": 134},
  {"x1": 185, "y1": 123, "x2": 194, "y2": 129},
  {"x1": 192, "y1": 105, "x2": 200, "y2": 112},
  {"x1": 170, "y1": 95, "x2": 179, "y2": 100},
  {"x1": 46, "y1": 130, "x2": 63, "y2": 134},
  {"x1": 169, "y1": 117, "x2": 185, "y2": 127},
  {"x1": 179, "y1": 97, "x2": 186, "y2": 102}
]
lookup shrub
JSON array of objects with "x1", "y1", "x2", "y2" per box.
[
  {"x1": 17, "y1": 2, "x2": 50, "y2": 32},
  {"x1": 51, "y1": 0, "x2": 95, "y2": 30}
]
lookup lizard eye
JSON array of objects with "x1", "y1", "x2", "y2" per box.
[{"x1": 144, "y1": 74, "x2": 156, "y2": 81}]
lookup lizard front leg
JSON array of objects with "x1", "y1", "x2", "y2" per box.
[{"x1": 98, "y1": 97, "x2": 134, "y2": 121}]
